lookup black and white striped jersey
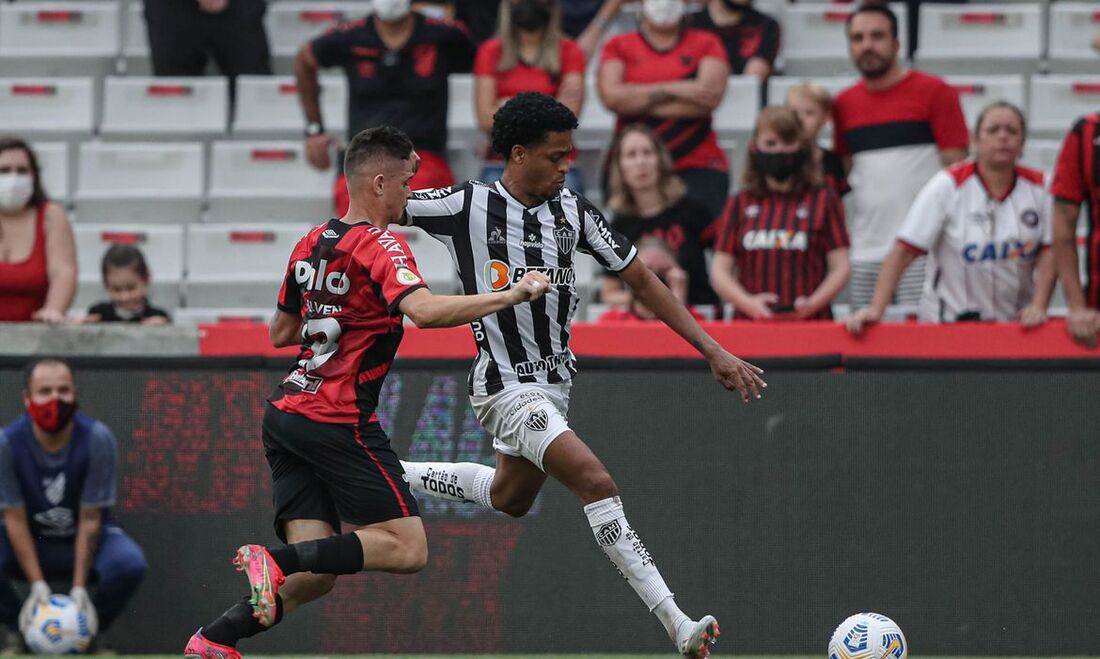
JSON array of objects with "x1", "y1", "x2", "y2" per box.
[{"x1": 405, "y1": 179, "x2": 637, "y2": 396}]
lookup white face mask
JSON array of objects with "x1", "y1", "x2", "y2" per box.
[
  {"x1": 642, "y1": 0, "x2": 685, "y2": 26},
  {"x1": 0, "y1": 174, "x2": 33, "y2": 212},
  {"x1": 373, "y1": 0, "x2": 411, "y2": 22}
]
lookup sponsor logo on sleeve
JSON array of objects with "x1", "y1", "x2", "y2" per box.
[{"x1": 396, "y1": 267, "x2": 421, "y2": 286}]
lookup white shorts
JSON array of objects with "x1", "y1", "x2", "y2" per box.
[{"x1": 470, "y1": 382, "x2": 572, "y2": 471}]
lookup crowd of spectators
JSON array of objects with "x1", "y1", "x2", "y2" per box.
[{"x1": 1, "y1": 0, "x2": 1099, "y2": 348}]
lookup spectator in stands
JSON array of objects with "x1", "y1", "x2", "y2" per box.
[
  {"x1": 598, "y1": 0, "x2": 732, "y2": 218},
  {"x1": 834, "y1": 4, "x2": 968, "y2": 309},
  {"x1": 784, "y1": 82, "x2": 850, "y2": 198},
  {"x1": 475, "y1": 0, "x2": 586, "y2": 190},
  {"x1": 454, "y1": 0, "x2": 502, "y2": 44},
  {"x1": 0, "y1": 138, "x2": 75, "y2": 324},
  {"x1": 846, "y1": 102, "x2": 1054, "y2": 331},
  {"x1": 598, "y1": 238, "x2": 705, "y2": 322},
  {"x1": 564, "y1": 0, "x2": 627, "y2": 57},
  {"x1": 82, "y1": 245, "x2": 170, "y2": 325},
  {"x1": 296, "y1": 0, "x2": 476, "y2": 214},
  {"x1": 601, "y1": 124, "x2": 721, "y2": 311},
  {"x1": 1051, "y1": 112, "x2": 1100, "y2": 347},
  {"x1": 688, "y1": 0, "x2": 780, "y2": 81},
  {"x1": 710, "y1": 107, "x2": 850, "y2": 320},
  {"x1": 0, "y1": 359, "x2": 146, "y2": 652},
  {"x1": 142, "y1": 0, "x2": 271, "y2": 86}
]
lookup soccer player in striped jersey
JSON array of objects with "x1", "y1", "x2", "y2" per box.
[{"x1": 398, "y1": 92, "x2": 765, "y2": 658}]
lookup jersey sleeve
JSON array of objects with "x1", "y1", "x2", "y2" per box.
[
  {"x1": 276, "y1": 236, "x2": 309, "y2": 315},
  {"x1": 895, "y1": 171, "x2": 954, "y2": 253},
  {"x1": 577, "y1": 195, "x2": 637, "y2": 271},
  {"x1": 561, "y1": 39, "x2": 586, "y2": 75},
  {"x1": 310, "y1": 25, "x2": 352, "y2": 69},
  {"x1": 405, "y1": 184, "x2": 469, "y2": 238},
  {"x1": 1051, "y1": 119, "x2": 1087, "y2": 205},
  {"x1": 0, "y1": 432, "x2": 22, "y2": 509},
  {"x1": 363, "y1": 232, "x2": 429, "y2": 315},
  {"x1": 929, "y1": 82, "x2": 970, "y2": 151},
  {"x1": 81, "y1": 423, "x2": 118, "y2": 508},
  {"x1": 698, "y1": 30, "x2": 729, "y2": 65},
  {"x1": 714, "y1": 194, "x2": 742, "y2": 255},
  {"x1": 820, "y1": 189, "x2": 850, "y2": 252},
  {"x1": 473, "y1": 39, "x2": 500, "y2": 77},
  {"x1": 599, "y1": 34, "x2": 626, "y2": 65}
]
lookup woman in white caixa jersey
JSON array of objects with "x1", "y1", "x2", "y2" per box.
[{"x1": 847, "y1": 102, "x2": 1056, "y2": 330}]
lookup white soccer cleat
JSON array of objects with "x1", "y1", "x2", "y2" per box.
[{"x1": 678, "y1": 615, "x2": 720, "y2": 657}]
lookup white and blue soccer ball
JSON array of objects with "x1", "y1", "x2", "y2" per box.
[
  {"x1": 23, "y1": 594, "x2": 93, "y2": 655},
  {"x1": 829, "y1": 612, "x2": 907, "y2": 659}
]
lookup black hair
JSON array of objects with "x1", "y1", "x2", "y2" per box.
[
  {"x1": 343, "y1": 126, "x2": 415, "y2": 177},
  {"x1": 846, "y1": 3, "x2": 899, "y2": 40},
  {"x1": 490, "y1": 92, "x2": 578, "y2": 157},
  {"x1": 101, "y1": 243, "x2": 150, "y2": 282},
  {"x1": 0, "y1": 136, "x2": 47, "y2": 208},
  {"x1": 22, "y1": 357, "x2": 71, "y2": 390}
]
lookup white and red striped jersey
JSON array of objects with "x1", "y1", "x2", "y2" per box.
[{"x1": 896, "y1": 160, "x2": 1051, "y2": 322}]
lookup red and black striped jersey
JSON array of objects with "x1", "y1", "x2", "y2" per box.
[
  {"x1": 599, "y1": 29, "x2": 730, "y2": 173},
  {"x1": 269, "y1": 219, "x2": 428, "y2": 427},
  {"x1": 1051, "y1": 112, "x2": 1100, "y2": 309},
  {"x1": 715, "y1": 186, "x2": 849, "y2": 319}
]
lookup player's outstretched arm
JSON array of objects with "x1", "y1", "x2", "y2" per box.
[
  {"x1": 399, "y1": 272, "x2": 551, "y2": 329},
  {"x1": 618, "y1": 259, "x2": 766, "y2": 401}
]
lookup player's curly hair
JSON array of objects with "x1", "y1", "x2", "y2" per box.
[{"x1": 490, "y1": 92, "x2": 578, "y2": 158}]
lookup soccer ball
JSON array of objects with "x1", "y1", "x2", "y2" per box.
[
  {"x1": 23, "y1": 594, "x2": 93, "y2": 655},
  {"x1": 829, "y1": 612, "x2": 907, "y2": 659}
]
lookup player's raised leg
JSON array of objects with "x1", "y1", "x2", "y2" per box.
[
  {"x1": 542, "y1": 431, "x2": 720, "y2": 658},
  {"x1": 400, "y1": 450, "x2": 547, "y2": 516}
]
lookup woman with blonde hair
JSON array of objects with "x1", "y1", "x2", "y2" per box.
[
  {"x1": 474, "y1": 0, "x2": 585, "y2": 188},
  {"x1": 600, "y1": 123, "x2": 720, "y2": 310},
  {"x1": 711, "y1": 107, "x2": 851, "y2": 320}
]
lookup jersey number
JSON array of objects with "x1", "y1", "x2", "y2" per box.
[{"x1": 300, "y1": 317, "x2": 343, "y2": 372}]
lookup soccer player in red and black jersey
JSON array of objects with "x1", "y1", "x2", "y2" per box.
[
  {"x1": 183, "y1": 127, "x2": 550, "y2": 659},
  {"x1": 598, "y1": 0, "x2": 732, "y2": 218},
  {"x1": 294, "y1": 0, "x2": 476, "y2": 216},
  {"x1": 711, "y1": 107, "x2": 850, "y2": 320},
  {"x1": 1051, "y1": 112, "x2": 1100, "y2": 347},
  {"x1": 689, "y1": 0, "x2": 780, "y2": 80}
]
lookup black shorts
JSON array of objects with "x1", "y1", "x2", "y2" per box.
[{"x1": 262, "y1": 404, "x2": 419, "y2": 542}]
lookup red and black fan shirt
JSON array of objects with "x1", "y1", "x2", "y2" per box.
[
  {"x1": 688, "y1": 5, "x2": 780, "y2": 75},
  {"x1": 1051, "y1": 112, "x2": 1100, "y2": 309}
]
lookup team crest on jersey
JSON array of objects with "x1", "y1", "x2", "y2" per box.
[
  {"x1": 596, "y1": 520, "x2": 622, "y2": 546},
  {"x1": 395, "y1": 267, "x2": 421, "y2": 286},
  {"x1": 745, "y1": 205, "x2": 761, "y2": 218},
  {"x1": 524, "y1": 409, "x2": 549, "y2": 432},
  {"x1": 1020, "y1": 209, "x2": 1039, "y2": 227},
  {"x1": 554, "y1": 225, "x2": 577, "y2": 254}
]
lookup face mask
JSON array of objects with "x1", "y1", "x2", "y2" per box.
[
  {"x1": 512, "y1": 0, "x2": 551, "y2": 31},
  {"x1": 0, "y1": 174, "x2": 33, "y2": 212},
  {"x1": 642, "y1": 0, "x2": 685, "y2": 26},
  {"x1": 26, "y1": 398, "x2": 78, "y2": 434},
  {"x1": 373, "y1": 0, "x2": 411, "y2": 22},
  {"x1": 751, "y1": 149, "x2": 807, "y2": 182}
]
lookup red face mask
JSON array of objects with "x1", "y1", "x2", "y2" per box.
[{"x1": 25, "y1": 398, "x2": 78, "y2": 433}]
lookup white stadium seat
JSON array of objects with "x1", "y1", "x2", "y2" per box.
[
  {"x1": 780, "y1": 3, "x2": 907, "y2": 76},
  {"x1": 1048, "y1": 3, "x2": 1100, "y2": 73},
  {"x1": 0, "y1": 77, "x2": 94, "y2": 139},
  {"x1": 945, "y1": 75, "x2": 1026, "y2": 131},
  {"x1": 714, "y1": 75, "x2": 762, "y2": 140},
  {"x1": 575, "y1": 76, "x2": 616, "y2": 147},
  {"x1": 265, "y1": 2, "x2": 372, "y2": 72},
  {"x1": 1028, "y1": 75, "x2": 1100, "y2": 137},
  {"x1": 388, "y1": 226, "x2": 460, "y2": 294},
  {"x1": 207, "y1": 141, "x2": 333, "y2": 223},
  {"x1": 100, "y1": 77, "x2": 229, "y2": 138},
  {"x1": 32, "y1": 142, "x2": 70, "y2": 202},
  {"x1": 914, "y1": 4, "x2": 1042, "y2": 74},
  {"x1": 75, "y1": 141, "x2": 205, "y2": 224},
  {"x1": 71, "y1": 224, "x2": 184, "y2": 311},
  {"x1": 184, "y1": 224, "x2": 310, "y2": 308},
  {"x1": 232, "y1": 75, "x2": 347, "y2": 138},
  {"x1": 0, "y1": 2, "x2": 120, "y2": 77},
  {"x1": 1020, "y1": 139, "x2": 1063, "y2": 176},
  {"x1": 121, "y1": 1, "x2": 151, "y2": 75},
  {"x1": 446, "y1": 74, "x2": 478, "y2": 148}
]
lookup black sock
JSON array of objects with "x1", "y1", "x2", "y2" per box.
[
  {"x1": 267, "y1": 532, "x2": 363, "y2": 576},
  {"x1": 202, "y1": 594, "x2": 284, "y2": 647}
]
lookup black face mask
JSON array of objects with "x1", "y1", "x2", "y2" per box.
[
  {"x1": 512, "y1": 0, "x2": 551, "y2": 31},
  {"x1": 751, "y1": 150, "x2": 807, "y2": 182}
]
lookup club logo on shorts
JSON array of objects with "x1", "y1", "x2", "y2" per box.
[
  {"x1": 524, "y1": 409, "x2": 549, "y2": 432},
  {"x1": 596, "y1": 520, "x2": 622, "y2": 546},
  {"x1": 396, "y1": 267, "x2": 421, "y2": 286},
  {"x1": 554, "y1": 225, "x2": 577, "y2": 254}
]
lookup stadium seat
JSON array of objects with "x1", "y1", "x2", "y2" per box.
[
  {"x1": 575, "y1": 76, "x2": 616, "y2": 147},
  {"x1": 714, "y1": 75, "x2": 762, "y2": 141},
  {"x1": 1028, "y1": 75, "x2": 1100, "y2": 137},
  {"x1": 172, "y1": 307, "x2": 272, "y2": 325},
  {"x1": 74, "y1": 141, "x2": 205, "y2": 224},
  {"x1": 945, "y1": 75, "x2": 1025, "y2": 131},
  {"x1": 0, "y1": 77, "x2": 94, "y2": 140},
  {"x1": 184, "y1": 224, "x2": 310, "y2": 308},
  {"x1": 121, "y1": 1, "x2": 151, "y2": 75},
  {"x1": 100, "y1": 77, "x2": 229, "y2": 138},
  {"x1": 387, "y1": 226, "x2": 460, "y2": 294},
  {"x1": 231, "y1": 75, "x2": 348, "y2": 139},
  {"x1": 1020, "y1": 139, "x2": 1063, "y2": 175},
  {"x1": 446, "y1": 74, "x2": 478, "y2": 148},
  {"x1": 780, "y1": 3, "x2": 907, "y2": 76},
  {"x1": 1048, "y1": 3, "x2": 1100, "y2": 73},
  {"x1": 265, "y1": 2, "x2": 372, "y2": 74},
  {"x1": 914, "y1": 4, "x2": 1042, "y2": 75},
  {"x1": 207, "y1": 141, "x2": 333, "y2": 223},
  {"x1": 71, "y1": 223, "x2": 184, "y2": 312},
  {"x1": 32, "y1": 142, "x2": 70, "y2": 203},
  {"x1": 0, "y1": 2, "x2": 120, "y2": 77}
]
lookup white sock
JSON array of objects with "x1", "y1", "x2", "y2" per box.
[
  {"x1": 584, "y1": 496, "x2": 689, "y2": 641},
  {"x1": 400, "y1": 460, "x2": 496, "y2": 509}
]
